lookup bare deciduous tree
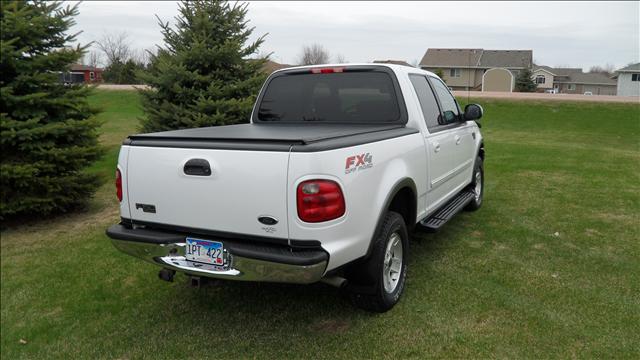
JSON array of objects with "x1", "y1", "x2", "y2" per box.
[
  {"x1": 131, "y1": 47, "x2": 156, "y2": 67},
  {"x1": 297, "y1": 44, "x2": 330, "y2": 65},
  {"x1": 334, "y1": 53, "x2": 347, "y2": 63},
  {"x1": 96, "y1": 32, "x2": 132, "y2": 66},
  {"x1": 588, "y1": 63, "x2": 616, "y2": 76},
  {"x1": 83, "y1": 50, "x2": 101, "y2": 68}
]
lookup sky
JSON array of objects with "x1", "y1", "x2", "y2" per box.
[{"x1": 70, "y1": 1, "x2": 640, "y2": 71}]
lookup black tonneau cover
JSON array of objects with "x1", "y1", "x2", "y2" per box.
[{"x1": 124, "y1": 123, "x2": 418, "y2": 152}]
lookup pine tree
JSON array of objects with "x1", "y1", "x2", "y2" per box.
[
  {"x1": 514, "y1": 67, "x2": 537, "y2": 92},
  {"x1": 1, "y1": 1, "x2": 102, "y2": 220},
  {"x1": 139, "y1": 0, "x2": 267, "y2": 133}
]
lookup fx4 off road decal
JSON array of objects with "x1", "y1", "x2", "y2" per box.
[{"x1": 345, "y1": 153, "x2": 373, "y2": 174}]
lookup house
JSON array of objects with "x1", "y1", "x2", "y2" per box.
[
  {"x1": 261, "y1": 60, "x2": 293, "y2": 73},
  {"x1": 373, "y1": 60, "x2": 414, "y2": 67},
  {"x1": 419, "y1": 48, "x2": 533, "y2": 92},
  {"x1": 532, "y1": 66, "x2": 617, "y2": 95},
  {"x1": 613, "y1": 63, "x2": 640, "y2": 97},
  {"x1": 59, "y1": 64, "x2": 103, "y2": 84}
]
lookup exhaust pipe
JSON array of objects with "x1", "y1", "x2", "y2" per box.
[{"x1": 158, "y1": 268, "x2": 175, "y2": 282}]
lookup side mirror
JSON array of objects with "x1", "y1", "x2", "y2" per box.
[{"x1": 463, "y1": 104, "x2": 483, "y2": 121}]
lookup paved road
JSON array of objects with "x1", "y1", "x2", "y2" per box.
[{"x1": 452, "y1": 91, "x2": 639, "y2": 103}]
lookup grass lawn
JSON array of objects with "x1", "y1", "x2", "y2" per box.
[{"x1": 1, "y1": 91, "x2": 639, "y2": 359}]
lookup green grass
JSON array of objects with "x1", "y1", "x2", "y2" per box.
[{"x1": 2, "y1": 92, "x2": 639, "y2": 359}]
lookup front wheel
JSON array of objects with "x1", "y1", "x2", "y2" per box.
[
  {"x1": 346, "y1": 211, "x2": 408, "y2": 313},
  {"x1": 465, "y1": 156, "x2": 484, "y2": 211}
]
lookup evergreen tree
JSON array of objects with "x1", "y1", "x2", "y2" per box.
[
  {"x1": 1, "y1": 1, "x2": 102, "y2": 220},
  {"x1": 514, "y1": 67, "x2": 537, "y2": 92},
  {"x1": 139, "y1": 0, "x2": 267, "y2": 133},
  {"x1": 103, "y1": 59, "x2": 145, "y2": 84}
]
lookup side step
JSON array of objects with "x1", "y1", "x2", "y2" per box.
[{"x1": 419, "y1": 190, "x2": 475, "y2": 232}]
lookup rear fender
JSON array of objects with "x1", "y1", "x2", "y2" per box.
[{"x1": 366, "y1": 160, "x2": 417, "y2": 258}]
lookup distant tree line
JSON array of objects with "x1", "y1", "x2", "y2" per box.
[
  {"x1": 94, "y1": 32, "x2": 151, "y2": 84},
  {"x1": 297, "y1": 43, "x2": 347, "y2": 65}
]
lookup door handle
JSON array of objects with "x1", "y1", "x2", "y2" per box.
[
  {"x1": 433, "y1": 142, "x2": 441, "y2": 153},
  {"x1": 184, "y1": 158, "x2": 211, "y2": 176},
  {"x1": 455, "y1": 135, "x2": 461, "y2": 145}
]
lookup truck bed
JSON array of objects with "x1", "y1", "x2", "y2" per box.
[{"x1": 124, "y1": 123, "x2": 418, "y2": 152}]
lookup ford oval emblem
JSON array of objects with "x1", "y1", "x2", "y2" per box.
[{"x1": 258, "y1": 216, "x2": 278, "y2": 226}]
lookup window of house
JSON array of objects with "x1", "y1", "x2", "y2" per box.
[
  {"x1": 535, "y1": 75, "x2": 545, "y2": 84},
  {"x1": 632, "y1": 73, "x2": 640, "y2": 81},
  {"x1": 567, "y1": 84, "x2": 576, "y2": 90},
  {"x1": 449, "y1": 68, "x2": 461, "y2": 78},
  {"x1": 90, "y1": 71, "x2": 95, "y2": 81},
  {"x1": 409, "y1": 75, "x2": 441, "y2": 129}
]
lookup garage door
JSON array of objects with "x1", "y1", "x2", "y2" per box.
[{"x1": 482, "y1": 68, "x2": 513, "y2": 92}]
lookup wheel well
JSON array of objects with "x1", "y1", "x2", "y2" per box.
[{"x1": 388, "y1": 187, "x2": 416, "y2": 231}]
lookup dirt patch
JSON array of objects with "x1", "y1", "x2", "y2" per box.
[{"x1": 97, "y1": 84, "x2": 149, "y2": 91}]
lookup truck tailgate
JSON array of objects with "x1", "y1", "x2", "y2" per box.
[{"x1": 125, "y1": 146, "x2": 290, "y2": 239}]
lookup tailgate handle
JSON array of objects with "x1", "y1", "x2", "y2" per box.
[{"x1": 184, "y1": 158, "x2": 211, "y2": 176}]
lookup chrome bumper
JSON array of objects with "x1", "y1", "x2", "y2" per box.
[{"x1": 108, "y1": 226, "x2": 328, "y2": 285}]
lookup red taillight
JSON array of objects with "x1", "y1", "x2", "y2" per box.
[
  {"x1": 115, "y1": 168, "x2": 123, "y2": 202},
  {"x1": 310, "y1": 67, "x2": 345, "y2": 74},
  {"x1": 297, "y1": 180, "x2": 345, "y2": 223}
]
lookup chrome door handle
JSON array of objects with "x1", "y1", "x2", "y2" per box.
[
  {"x1": 434, "y1": 143, "x2": 441, "y2": 153},
  {"x1": 455, "y1": 135, "x2": 461, "y2": 145}
]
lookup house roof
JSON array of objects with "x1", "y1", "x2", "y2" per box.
[
  {"x1": 419, "y1": 48, "x2": 483, "y2": 67},
  {"x1": 70, "y1": 64, "x2": 102, "y2": 71},
  {"x1": 419, "y1": 48, "x2": 532, "y2": 69},
  {"x1": 373, "y1": 59, "x2": 414, "y2": 67},
  {"x1": 535, "y1": 65, "x2": 616, "y2": 85},
  {"x1": 261, "y1": 60, "x2": 293, "y2": 73},
  {"x1": 534, "y1": 66, "x2": 583, "y2": 77},
  {"x1": 479, "y1": 50, "x2": 532, "y2": 68},
  {"x1": 616, "y1": 63, "x2": 640, "y2": 73},
  {"x1": 563, "y1": 72, "x2": 616, "y2": 85}
]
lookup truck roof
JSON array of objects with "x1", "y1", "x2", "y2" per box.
[{"x1": 270, "y1": 63, "x2": 439, "y2": 79}]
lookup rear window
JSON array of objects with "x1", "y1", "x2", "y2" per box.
[{"x1": 257, "y1": 71, "x2": 403, "y2": 123}]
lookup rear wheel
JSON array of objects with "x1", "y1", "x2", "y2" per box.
[
  {"x1": 465, "y1": 156, "x2": 484, "y2": 211},
  {"x1": 346, "y1": 211, "x2": 408, "y2": 312}
]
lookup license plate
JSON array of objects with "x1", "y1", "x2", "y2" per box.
[{"x1": 185, "y1": 238, "x2": 225, "y2": 266}]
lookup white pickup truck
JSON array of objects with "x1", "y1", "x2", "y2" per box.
[{"x1": 107, "y1": 64, "x2": 484, "y2": 312}]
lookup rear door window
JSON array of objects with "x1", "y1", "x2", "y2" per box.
[
  {"x1": 409, "y1": 75, "x2": 441, "y2": 130},
  {"x1": 257, "y1": 70, "x2": 404, "y2": 123}
]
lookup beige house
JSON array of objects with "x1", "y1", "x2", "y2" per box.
[
  {"x1": 419, "y1": 48, "x2": 533, "y2": 91},
  {"x1": 532, "y1": 66, "x2": 617, "y2": 95}
]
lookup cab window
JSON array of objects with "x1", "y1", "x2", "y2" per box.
[{"x1": 429, "y1": 78, "x2": 460, "y2": 124}]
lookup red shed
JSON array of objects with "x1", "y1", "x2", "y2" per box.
[{"x1": 61, "y1": 64, "x2": 103, "y2": 84}]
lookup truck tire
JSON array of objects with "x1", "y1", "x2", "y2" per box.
[
  {"x1": 465, "y1": 156, "x2": 484, "y2": 211},
  {"x1": 346, "y1": 211, "x2": 408, "y2": 312}
]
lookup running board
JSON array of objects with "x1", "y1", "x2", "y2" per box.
[{"x1": 419, "y1": 190, "x2": 475, "y2": 232}]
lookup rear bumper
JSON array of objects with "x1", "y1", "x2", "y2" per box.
[{"x1": 106, "y1": 224, "x2": 328, "y2": 284}]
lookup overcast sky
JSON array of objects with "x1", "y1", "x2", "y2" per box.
[{"x1": 70, "y1": 1, "x2": 639, "y2": 70}]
